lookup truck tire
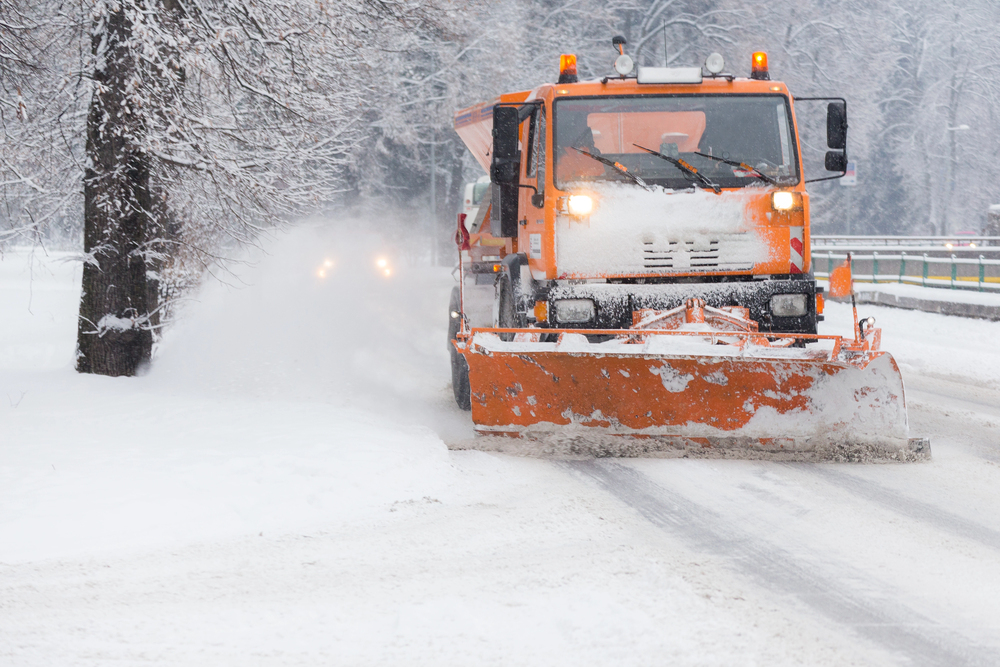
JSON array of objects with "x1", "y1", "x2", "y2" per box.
[
  {"x1": 448, "y1": 286, "x2": 471, "y2": 410},
  {"x1": 496, "y1": 275, "x2": 519, "y2": 342},
  {"x1": 451, "y1": 351, "x2": 471, "y2": 410}
]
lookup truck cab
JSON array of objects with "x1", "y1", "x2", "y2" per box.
[{"x1": 454, "y1": 48, "x2": 848, "y2": 337}]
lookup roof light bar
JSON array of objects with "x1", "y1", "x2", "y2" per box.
[{"x1": 636, "y1": 67, "x2": 703, "y2": 84}]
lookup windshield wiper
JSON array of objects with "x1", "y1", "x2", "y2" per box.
[
  {"x1": 633, "y1": 144, "x2": 721, "y2": 194},
  {"x1": 693, "y1": 152, "x2": 777, "y2": 186},
  {"x1": 570, "y1": 147, "x2": 650, "y2": 189}
]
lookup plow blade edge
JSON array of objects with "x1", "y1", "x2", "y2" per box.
[{"x1": 461, "y1": 333, "x2": 918, "y2": 455}]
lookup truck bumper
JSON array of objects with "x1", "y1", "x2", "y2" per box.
[{"x1": 539, "y1": 277, "x2": 820, "y2": 335}]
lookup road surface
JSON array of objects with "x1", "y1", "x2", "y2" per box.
[{"x1": 3, "y1": 234, "x2": 1000, "y2": 665}]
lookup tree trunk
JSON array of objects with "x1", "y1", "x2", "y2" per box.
[{"x1": 76, "y1": 3, "x2": 153, "y2": 376}]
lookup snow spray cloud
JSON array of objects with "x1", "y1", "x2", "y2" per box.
[{"x1": 152, "y1": 220, "x2": 458, "y2": 424}]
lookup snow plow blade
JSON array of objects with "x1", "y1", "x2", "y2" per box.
[{"x1": 456, "y1": 325, "x2": 927, "y2": 460}]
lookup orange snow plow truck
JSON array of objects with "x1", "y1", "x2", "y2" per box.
[{"x1": 449, "y1": 42, "x2": 929, "y2": 458}]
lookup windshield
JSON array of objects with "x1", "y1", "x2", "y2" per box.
[{"x1": 554, "y1": 95, "x2": 798, "y2": 189}]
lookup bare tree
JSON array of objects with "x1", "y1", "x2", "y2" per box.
[
  {"x1": 0, "y1": 0, "x2": 35, "y2": 91},
  {"x1": 67, "y1": 0, "x2": 445, "y2": 375}
]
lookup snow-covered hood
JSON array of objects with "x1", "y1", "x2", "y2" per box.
[{"x1": 555, "y1": 184, "x2": 772, "y2": 278}]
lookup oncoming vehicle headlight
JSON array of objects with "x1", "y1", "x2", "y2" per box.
[
  {"x1": 554, "y1": 298, "x2": 596, "y2": 324},
  {"x1": 316, "y1": 258, "x2": 334, "y2": 278},
  {"x1": 567, "y1": 195, "x2": 594, "y2": 216},
  {"x1": 770, "y1": 293, "x2": 808, "y2": 317}
]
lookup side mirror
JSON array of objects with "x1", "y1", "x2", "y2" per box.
[
  {"x1": 490, "y1": 105, "x2": 521, "y2": 237},
  {"x1": 827, "y1": 101, "x2": 847, "y2": 150},
  {"x1": 490, "y1": 106, "x2": 521, "y2": 184},
  {"x1": 531, "y1": 193, "x2": 544, "y2": 208},
  {"x1": 825, "y1": 151, "x2": 847, "y2": 172}
]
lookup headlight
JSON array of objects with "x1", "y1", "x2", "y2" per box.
[
  {"x1": 554, "y1": 299, "x2": 595, "y2": 324},
  {"x1": 567, "y1": 195, "x2": 594, "y2": 216},
  {"x1": 771, "y1": 293, "x2": 808, "y2": 317},
  {"x1": 772, "y1": 191, "x2": 795, "y2": 211}
]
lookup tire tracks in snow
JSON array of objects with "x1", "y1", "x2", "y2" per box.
[
  {"x1": 567, "y1": 459, "x2": 996, "y2": 667},
  {"x1": 904, "y1": 375, "x2": 1000, "y2": 422},
  {"x1": 801, "y1": 466, "x2": 1000, "y2": 553},
  {"x1": 905, "y1": 375, "x2": 1000, "y2": 463}
]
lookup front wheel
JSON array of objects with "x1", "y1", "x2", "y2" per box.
[
  {"x1": 448, "y1": 286, "x2": 471, "y2": 410},
  {"x1": 495, "y1": 275, "x2": 520, "y2": 342},
  {"x1": 450, "y1": 350, "x2": 471, "y2": 410}
]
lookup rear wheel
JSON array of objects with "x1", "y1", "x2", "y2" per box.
[{"x1": 448, "y1": 286, "x2": 471, "y2": 410}]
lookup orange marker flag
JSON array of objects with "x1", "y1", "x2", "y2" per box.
[{"x1": 828, "y1": 258, "x2": 853, "y2": 300}]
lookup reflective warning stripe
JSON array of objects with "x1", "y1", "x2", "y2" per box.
[{"x1": 789, "y1": 228, "x2": 804, "y2": 274}]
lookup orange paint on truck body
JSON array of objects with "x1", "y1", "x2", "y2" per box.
[
  {"x1": 448, "y1": 68, "x2": 920, "y2": 455},
  {"x1": 454, "y1": 78, "x2": 810, "y2": 281}
]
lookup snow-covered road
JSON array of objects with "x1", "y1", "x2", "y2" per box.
[{"x1": 3, "y1": 230, "x2": 1000, "y2": 666}]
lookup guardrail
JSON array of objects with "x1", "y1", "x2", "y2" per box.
[
  {"x1": 812, "y1": 250, "x2": 1000, "y2": 292},
  {"x1": 814, "y1": 235, "x2": 1000, "y2": 249}
]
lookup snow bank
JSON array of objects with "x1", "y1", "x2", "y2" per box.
[
  {"x1": 0, "y1": 248, "x2": 81, "y2": 369},
  {"x1": 0, "y1": 227, "x2": 464, "y2": 562},
  {"x1": 850, "y1": 281, "x2": 1000, "y2": 307},
  {"x1": 821, "y1": 299, "x2": 1000, "y2": 392},
  {"x1": 0, "y1": 378, "x2": 451, "y2": 562}
]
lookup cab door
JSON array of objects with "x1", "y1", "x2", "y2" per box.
[{"x1": 518, "y1": 106, "x2": 546, "y2": 266}]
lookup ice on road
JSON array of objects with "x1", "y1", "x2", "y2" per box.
[{"x1": 3, "y1": 230, "x2": 1000, "y2": 666}]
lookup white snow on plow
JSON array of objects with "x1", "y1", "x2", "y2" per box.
[{"x1": 470, "y1": 330, "x2": 838, "y2": 360}]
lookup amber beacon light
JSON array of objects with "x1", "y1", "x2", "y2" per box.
[
  {"x1": 558, "y1": 54, "x2": 578, "y2": 84},
  {"x1": 750, "y1": 51, "x2": 769, "y2": 80}
]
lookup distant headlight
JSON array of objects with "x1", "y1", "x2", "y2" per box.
[
  {"x1": 554, "y1": 298, "x2": 595, "y2": 324},
  {"x1": 771, "y1": 293, "x2": 808, "y2": 317},
  {"x1": 567, "y1": 195, "x2": 594, "y2": 216}
]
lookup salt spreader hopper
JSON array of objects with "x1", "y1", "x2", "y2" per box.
[{"x1": 448, "y1": 44, "x2": 928, "y2": 458}]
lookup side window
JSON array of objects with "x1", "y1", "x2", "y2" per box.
[
  {"x1": 527, "y1": 108, "x2": 545, "y2": 182},
  {"x1": 524, "y1": 112, "x2": 537, "y2": 177},
  {"x1": 535, "y1": 112, "x2": 546, "y2": 193}
]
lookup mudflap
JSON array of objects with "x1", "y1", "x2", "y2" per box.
[{"x1": 457, "y1": 332, "x2": 924, "y2": 460}]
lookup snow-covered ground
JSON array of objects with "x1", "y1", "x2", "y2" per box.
[{"x1": 3, "y1": 232, "x2": 1000, "y2": 666}]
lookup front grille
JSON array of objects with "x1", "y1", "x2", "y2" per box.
[
  {"x1": 555, "y1": 226, "x2": 759, "y2": 276},
  {"x1": 642, "y1": 240, "x2": 678, "y2": 268},
  {"x1": 643, "y1": 240, "x2": 725, "y2": 269}
]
